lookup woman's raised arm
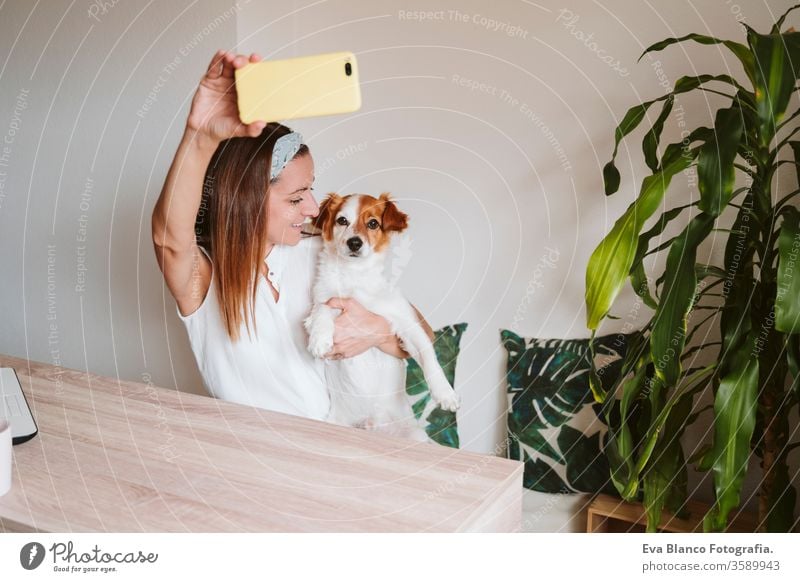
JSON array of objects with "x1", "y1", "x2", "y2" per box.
[{"x1": 151, "y1": 51, "x2": 265, "y2": 315}]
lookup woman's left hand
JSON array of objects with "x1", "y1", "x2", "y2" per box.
[{"x1": 325, "y1": 297, "x2": 393, "y2": 359}]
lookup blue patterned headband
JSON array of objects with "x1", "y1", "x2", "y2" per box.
[{"x1": 270, "y1": 131, "x2": 304, "y2": 181}]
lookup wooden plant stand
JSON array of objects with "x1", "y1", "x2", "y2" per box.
[{"x1": 586, "y1": 493, "x2": 757, "y2": 533}]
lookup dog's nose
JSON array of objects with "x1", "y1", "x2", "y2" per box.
[{"x1": 347, "y1": 237, "x2": 363, "y2": 252}]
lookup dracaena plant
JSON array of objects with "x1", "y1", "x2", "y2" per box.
[{"x1": 584, "y1": 8, "x2": 800, "y2": 532}]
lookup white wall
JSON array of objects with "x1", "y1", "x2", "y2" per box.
[
  {"x1": 0, "y1": 0, "x2": 239, "y2": 398},
  {"x1": 1, "y1": 0, "x2": 797, "y2": 513}
]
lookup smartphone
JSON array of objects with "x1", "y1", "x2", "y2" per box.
[{"x1": 235, "y1": 51, "x2": 362, "y2": 124}]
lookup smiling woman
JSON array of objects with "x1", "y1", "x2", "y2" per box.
[
  {"x1": 263, "y1": 148, "x2": 318, "y2": 258},
  {"x1": 194, "y1": 122, "x2": 316, "y2": 338},
  {"x1": 151, "y1": 50, "x2": 427, "y2": 420}
]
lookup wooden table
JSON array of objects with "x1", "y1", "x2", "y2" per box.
[{"x1": 0, "y1": 354, "x2": 522, "y2": 532}]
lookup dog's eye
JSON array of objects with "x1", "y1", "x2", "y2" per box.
[
  {"x1": 336, "y1": 216, "x2": 349, "y2": 226},
  {"x1": 367, "y1": 219, "x2": 380, "y2": 230}
]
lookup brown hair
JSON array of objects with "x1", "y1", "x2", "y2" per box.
[{"x1": 195, "y1": 122, "x2": 309, "y2": 342}]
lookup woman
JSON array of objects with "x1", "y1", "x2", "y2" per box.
[{"x1": 151, "y1": 50, "x2": 432, "y2": 420}]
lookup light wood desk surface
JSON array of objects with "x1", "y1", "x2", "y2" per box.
[{"x1": 0, "y1": 354, "x2": 522, "y2": 532}]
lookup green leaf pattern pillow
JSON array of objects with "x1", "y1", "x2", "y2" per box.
[
  {"x1": 406, "y1": 323, "x2": 467, "y2": 448},
  {"x1": 501, "y1": 330, "x2": 628, "y2": 494}
]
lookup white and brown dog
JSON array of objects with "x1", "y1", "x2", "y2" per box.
[{"x1": 304, "y1": 193, "x2": 460, "y2": 440}]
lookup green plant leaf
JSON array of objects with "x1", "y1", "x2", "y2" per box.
[
  {"x1": 500, "y1": 329, "x2": 527, "y2": 389},
  {"x1": 424, "y1": 407, "x2": 459, "y2": 449},
  {"x1": 629, "y1": 204, "x2": 691, "y2": 309},
  {"x1": 406, "y1": 372, "x2": 429, "y2": 397},
  {"x1": 604, "y1": 103, "x2": 650, "y2": 196},
  {"x1": 697, "y1": 106, "x2": 745, "y2": 216},
  {"x1": 704, "y1": 337, "x2": 759, "y2": 532},
  {"x1": 503, "y1": 332, "x2": 599, "y2": 430},
  {"x1": 521, "y1": 450, "x2": 570, "y2": 493},
  {"x1": 558, "y1": 425, "x2": 616, "y2": 495},
  {"x1": 630, "y1": 373, "x2": 705, "y2": 528},
  {"x1": 603, "y1": 76, "x2": 741, "y2": 196},
  {"x1": 505, "y1": 332, "x2": 633, "y2": 495},
  {"x1": 610, "y1": 355, "x2": 650, "y2": 499},
  {"x1": 630, "y1": 262, "x2": 657, "y2": 310},
  {"x1": 507, "y1": 331, "x2": 629, "y2": 414},
  {"x1": 643, "y1": 428, "x2": 688, "y2": 533},
  {"x1": 507, "y1": 399, "x2": 563, "y2": 461},
  {"x1": 633, "y1": 365, "x2": 715, "y2": 479},
  {"x1": 659, "y1": 385, "x2": 693, "y2": 519},
  {"x1": 591, "y1": 328, "x2": 649, "y2": 408},
  {"x1": 689, "y1": 442, "x2": 715, "y2": 471},
  {"x1": 603, "y1": 430, "x2": 635, "y2": 500},
  {"x1": 772, "y1": 3, "x2": 800, "y2": 33},
  {"x1": 587, "y1": 150, "x2": 697, "y2": 330},
  {"x1": 776, "y1": 207, "x2": 800, "y2": 333},
  {"x1": 747, "y1": 29, "x2": 800, "y2": 145},
  {"x1": 412, "y1": 393, "x2": 430, "y2": 417},
  {"x1": 651, "y1": 214, "x2": 715, "y2": 387},
  {"x1": 720, "y1": 195, "x2": 756, "y2": 356},
  {"x1": 695, "y1": 264, "x2": 728, "y2": 280},
  {"x1": 640, "y1": 35, "x2": 755, "y2": 85},
  {"x1": 643, "y1": 95, "x2": 675, "y2": 172}
]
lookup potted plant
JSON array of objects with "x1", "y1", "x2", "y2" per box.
[{"x1": 584, "y1": 7, "x2": 800, "y2": 532}]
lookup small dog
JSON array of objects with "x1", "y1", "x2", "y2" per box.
[{"x1": 304, "y1": 193, "x2": 460, "y2": 441}]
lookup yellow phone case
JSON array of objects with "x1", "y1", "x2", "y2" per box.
[{"x1": 235, "y1": 51, "x2": 361, "y2": 124}]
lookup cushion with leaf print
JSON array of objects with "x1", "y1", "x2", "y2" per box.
[
  {"x1": 405, "y1": 323, "x2": 467, "y2": 448},
  {"x1": 501, "y1": 329, "x2": 629, "y2": 494}
]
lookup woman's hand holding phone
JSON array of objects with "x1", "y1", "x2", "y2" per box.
[{"x1": 186, "y1": 50, "x2": 267, "y2": 145}]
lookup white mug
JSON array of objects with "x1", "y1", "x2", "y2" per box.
[{"x1": 0, "y1": 418, "x2": 11, "y2": 496}]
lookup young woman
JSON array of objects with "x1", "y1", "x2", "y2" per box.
[{"x1": 151, "y1": 50, "x2": 432, "y2": 420}]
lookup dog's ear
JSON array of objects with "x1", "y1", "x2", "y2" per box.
[
  {"x1": 379, "y1": 192, "x2": 408, "y2": 232},
  {"x1": 316, "y1": 193, "x2": 344, "y2": 240}
]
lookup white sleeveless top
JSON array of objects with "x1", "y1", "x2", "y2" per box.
[{"x1": 177, "y1": 236, "x2": 330, "y2": 420}]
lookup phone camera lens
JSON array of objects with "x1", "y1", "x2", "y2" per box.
[{"x1": 345, "y1": 62, "x2": 352, "y2": 76}]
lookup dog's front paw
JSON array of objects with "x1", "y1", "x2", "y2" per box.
[
  {"x1": 308, "y1": 332, "x2": 334, "y2": 359},
  {"x1": 430, "y1": 381, "x2": 460, "y2": 412},
  {"x1": 435, "y1": 390, "x2": 460, "y2": 412}
]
